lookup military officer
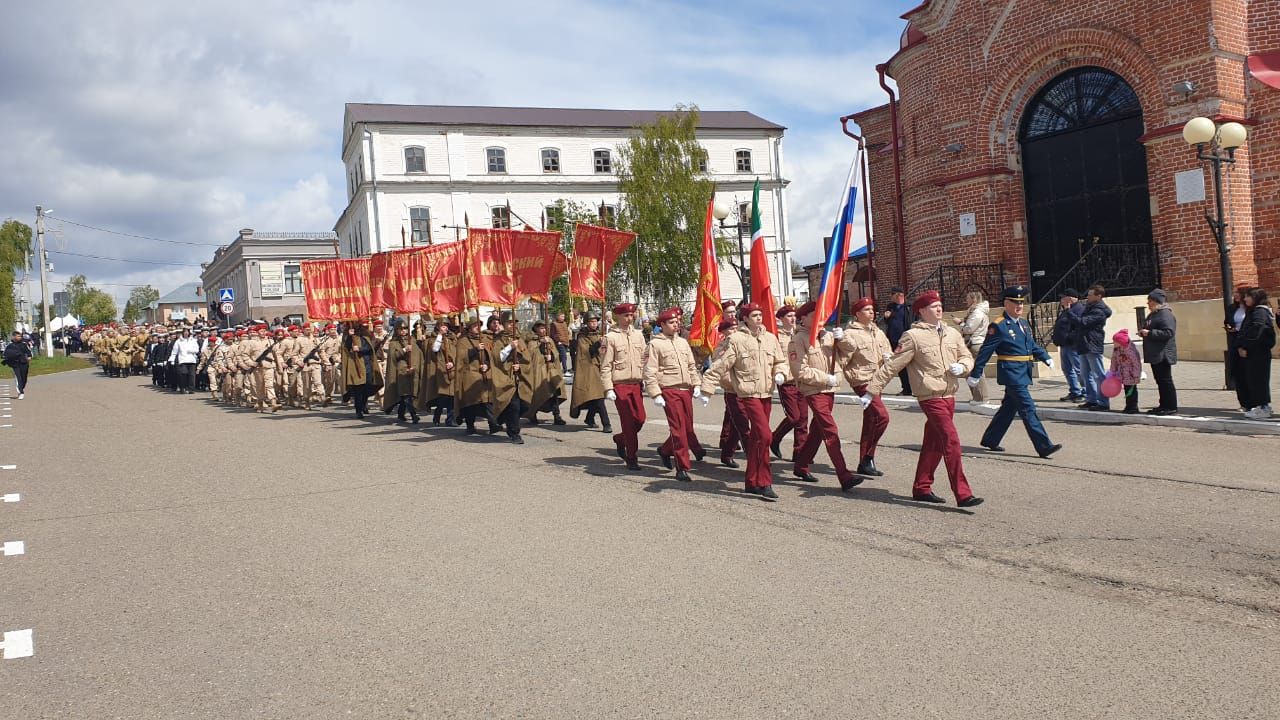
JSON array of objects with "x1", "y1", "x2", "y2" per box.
[{"x1": 968, "y1": 285, "x2": 1063, "y2": 458}]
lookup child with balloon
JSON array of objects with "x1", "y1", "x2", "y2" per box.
[{"x1": 1107, "y1": 329, "x2": 1144, "y2": 414}]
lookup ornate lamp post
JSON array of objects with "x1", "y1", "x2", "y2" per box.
[
  {"x1": 712, "y1": 201, "x2": 750, "y2": 302},
  {"x1": 1182, "y1": 116, "x2": 1248, "y2": 383}
]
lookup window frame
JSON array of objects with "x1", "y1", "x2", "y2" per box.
[
  {"x1": 409, "y1": 206, "x2": 432, "y2": 244},
  {"x1": 593, "y1": 148, "x2": 613, "y2": 174},
  {"x1": 486, "y1": 147, "x2": 507, "y2": 174},
  {"x1": 283, "y1": 263, "x2": 303, "y2": 295},
  {"x1": 491, "y1": 206, "x2": 511, "y2": 229},
  {"x1": 541, "y1": 148, "x2": 561, "y2": 174},
  {"x1": 735, "y1": 149, "x2": 753, "y2": 173}
]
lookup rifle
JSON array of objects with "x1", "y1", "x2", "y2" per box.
[
  {"x1": 300, "y1": 339, "x2": 322, "y2": 366},
  {"x1": 254, "y1": 338, "x2": 281, "y2": 365}
]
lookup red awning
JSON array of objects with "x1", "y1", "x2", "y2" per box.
[{"x1": 1248, "y1": 53, "x2": 1280, "y2": 90}]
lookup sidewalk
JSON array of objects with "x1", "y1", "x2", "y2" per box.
[{"x1": 834, "y1": 361, "x2": 1280, "y2": 436}]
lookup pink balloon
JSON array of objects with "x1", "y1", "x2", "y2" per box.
[{"x1": 1100, "y1": 375, "x2": 1123, "y2": 398}]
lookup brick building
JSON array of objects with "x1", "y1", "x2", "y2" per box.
[{"x1": 849, "y1": 0, "x2": 1278, "y2": 357}]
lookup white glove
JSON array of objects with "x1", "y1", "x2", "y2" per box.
[
  {"x1": 827, "y1": 374, "x2": 839, "y2": 387},
  {"x1": 774, "y1": 372, "x2": 786, "y2": 385},
  {"x1": 948, "y1": 363, "x2": 966, "y2": 377},
  {"x1": 966, "y1": 376, "x2": 980, "y2": 388},
  {"x1": 698, "y1": 395, "x2": 709, "y2": 407},
  {"x1": 832, "y1": 327, "x2": 845, "y2": 340},
  {"x1": 882, "y1": 352, "x2": 894, "y2": 362},
  {"x1": 606, "y1": 390, "x2": 617, "y2": 401},
  {"x1": 1045, "y1": 358, "x2": 1055, "y2": 370},
  {"x1": 653, "y1": 395, "x2": 666, "y2": 408},
  {"x1": 857, "y1": 394, "x2": 872, "y2": 410},
  {"x1": 431, "y1": 337, "x2": 443, "y2": 352},
  {"x1": 692, "y1": 386, "x2": 702, "y2": 398},
  {"x1": 1141, "y1": 371, "x2": 1147, "y2": 381}
]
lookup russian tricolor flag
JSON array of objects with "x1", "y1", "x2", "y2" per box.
[{"x1": 808, "y1": 148, "x2": 863, "y2": 347}]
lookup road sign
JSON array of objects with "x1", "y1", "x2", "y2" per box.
[
  {"x1": 218, "y1": 288, "x2": 235, "y2": 303},
  {"x1": 220, "y1": 301, "x2": 234, "y2": 315}
]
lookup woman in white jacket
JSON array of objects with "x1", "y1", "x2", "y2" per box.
[
  {"x1": 954, "y1": 291, "x2": 990, "y2": 403},
  {"x1": 168, "y1": 327, "x2": 201, "y2": 394}
]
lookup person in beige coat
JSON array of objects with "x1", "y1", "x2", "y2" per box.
[
  {"x1": 701, "y1": 303, "x2": 789, "y2": 501},
  {"x1": 601, "y1": 303, "x2": 647, "y2": 470},
  {"x1": 644, "y1": 306, "x2": 706, "y2": 481},
  {"x1": 863, "y1": 291, "x2": 983, "y2": 508},
  {"x1": 788, "y1": 301, "x2": 859, "y2": 490},
  {"x1": 838, "y1": 297, "x2": 895, "y2": 477}
]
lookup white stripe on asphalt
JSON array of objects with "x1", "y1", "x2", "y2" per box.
[
  {"x1": 2, "y1": 541, "x2": 24, "y2": 556},
  {"x1": 0, "y1": 425, "x2": 12, "y2": 429},
  {"x1": 1, "y1": 629, "x2": 34, "y2": 659},
  {"x1": 0, "y1": 465, "x2": 15, "y2": 470},
  {"x1": 2, "y1": 493, "x2": 18, "y2": 502}
]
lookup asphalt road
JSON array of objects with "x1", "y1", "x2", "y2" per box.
[{"x1": 2, "y1": 368, "x2": 1278, "y2": 718}]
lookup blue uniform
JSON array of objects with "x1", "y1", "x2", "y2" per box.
[{"x1": 969, "y1": 314, "x2": 1055, "y2": 454}]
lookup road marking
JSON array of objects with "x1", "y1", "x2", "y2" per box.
[
  {"x1": 0, "y1": 465, "x2": 15, "y2": 470},
  {"x1": 2, "y1": 494, "x2": 17, "y2": 502},
  {"x1": 0, "y1": 425, "x2": 12, "y2": 429},
  {"x1": 3, "y1": 541, "x2": 24, "y2": 556},
  {"x1": 1, "y1": 629, "x2": 34, "y2": 659}
]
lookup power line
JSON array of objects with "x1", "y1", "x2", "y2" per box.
[
  {"x1": 46, "y1": 217, "x2": 223, "y2": 247},
  {"x1": 48, "y1": 249, "x2": 202, "y2": 267}
]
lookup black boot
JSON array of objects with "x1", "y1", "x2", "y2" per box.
[{"x1": 856, "y1": 457, "x2": 884, "y2": 477}]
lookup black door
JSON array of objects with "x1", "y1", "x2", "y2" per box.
[{"x1": 1020, "y1": 67, "x2": 1153, "y2": 298}]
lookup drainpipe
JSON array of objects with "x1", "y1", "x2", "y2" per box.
[
  {"x1": 839, "y1": 115, "x2": 877, "y2": 300},
  {"x1": 877, "y1": 64, "x2": 908, "y2": 292},
  {"x1": 363, "y1": 127, "x2": 383, "y2": 255}
]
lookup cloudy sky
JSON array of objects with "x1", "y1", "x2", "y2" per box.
[{"x1": 2, "y1": 0, "x2": 913, "y2": 307}]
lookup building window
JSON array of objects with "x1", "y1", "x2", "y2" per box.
[
  {"x1": 738, "y1": 202, "x2": 751, "y2": 232},
  {"x1": 735, "y1": 149, "x2": 753, "y2": 173},
  {"x1": 696, "y1": 152, "x2": 708, "y2": 173},
  {"x1": 284, "y1": 264, "x2": 303, "y2": 294},
  {"x1": 593, "y1": 149, "x2": 613, "y2": 174},
  {"x1": 491, "y1": 206, "x2": 511, "y2": 229},
  {"x1": 545, "y1": 204, "x2": 564, "y2": 231},
  {"x1": 541, "y1": 148, "x2": 561, "y2": 173},
  {"x1": 486, "y1": 147, "x2": 507, "y2": 174},
  {"x1": 404, "y1": 146, "x2": 426, "y2": 173},
  {"x1": 410, "y1": 207, "x2": 432, "y2": 244},
  {"x1": 598, "y1": 204, "x2": 617, "y2": 227}
]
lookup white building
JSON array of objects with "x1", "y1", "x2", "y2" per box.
[{"x1": 333, "y1": 103, "x2": 793, "y2": 304}]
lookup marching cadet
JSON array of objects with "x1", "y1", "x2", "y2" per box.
[
  {"x1": 700, "y1": 303, "x2": 789, "y2": 501},
  {"x1": 644, "y1": 307, "x2": 705, "y2": 481},
  {"x1": 712, "y1": 316, "x2": 748, "y2": 468},
  {"x1": 838, "y1": 297, "x2": 894, "y2": 477},
  {"x1": 600, "y1": 303, "x2": 647, "y2": 469},
  {"x1": 238, "y1": 328, "x2": 258, "y2": 407},
  {"x1": 148, "y1": 329, "x2": 170, "y2": 386},
  {"x1": 294, "y1": 324, "x2": 323, "y2": 410},
  {"x1": 212, "y1": 331, "x2": 234, "y2": 402},
  {"x1": 130, "y1": 326, "x2": 149, "y2": 376},
  {"x1": 342, "y1": 323, "x2": 378, "y2": 419},
  {"x1": 111, "y1": 326, "x2": 132, "y2": 378},
  {"x1": 968, "y1": 285, "x2": 1063, "y2": 458},
  {"x1": 569, "y1": 313, "x2": 610, "y2": 432},
  {"x1": 424, "y1": 318, "x2": 457, "y2": 425},
  {"x1": 370, "y1": 319, "x2": 389, "y2": 406},
  {"x1": 383, "y1": 319, "x2": 422, "y2": 423},
  {"x1": 770, "y1": 305, "x2": 807, "y2": 462},
  {"x1": 526, "y1": 321, "x2": 567, "y2": 426},
  {"x1": 277, "y1": 325, "x2": 300, "y2": 408},
  {"x1": 453, "y1": 318, "x2": 497, "y2": 434},
  {"x1": 320, "y1": 324, "x2": 342, "y2": 406},
  {"x1": 789, "y1": 301, "x2": 859, "y2": 490},
  {"x1": 490, "y1": 311, "x2": 528, "y2": 443},
  {"x1": 198, "y1": 333, "x2": 220, "y2": 399},
  {"x1": 863, "y1": 291, "x2": 983, "y2": 508}
]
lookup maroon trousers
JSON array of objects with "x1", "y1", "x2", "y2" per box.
[
  {"x1": 771, "y1": 383, "x2": 809, "y2": 457},
  {"x1": 657, "y1": 387, "x2": 698, "y2": 470},
  {"x1": 737, "y1": 396, "x2": 774, "y2": 489},
  {"x1": 719, "y1": 393, "x2": 748, "y2": 462},
  {"x1": 914, "y1": 397, "x2": 974, "y2": 502},
  {"x1": 611, "y1": 382, "x2": 646, "y2": 464},
  {"x1": 854, "y1": 384, "x2": 890, "y2": 461},
  {"x1": 793, "y1": 392, "x2": 853, "y2": 484}
]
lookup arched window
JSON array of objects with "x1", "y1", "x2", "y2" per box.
[
  {"x1": 1020, "y1": 66, "x2": 1142, "y2": 141},
  {"x1": 404, "y1": 146, "x2": 426, "y2": 173},
  {"x1": 541, "y1": 148, "x2": 561, "y2": 173},
  {"x1": 486, "y1": 147, "x2": 507, "y2": 174}
]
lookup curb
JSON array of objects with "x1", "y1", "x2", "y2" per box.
[{"x1": 832, "y1": 393, "x2": 1280, "y2": 436}]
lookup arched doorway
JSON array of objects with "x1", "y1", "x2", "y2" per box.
[{"x1": 1020, "y1": 67, "x2": 1155, "y2": 298}]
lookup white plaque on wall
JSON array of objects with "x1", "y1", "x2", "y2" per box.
[
  {"x1": 259, "y1": 262, "x2": 284, "y2": 297},
  {"x1": 1175, "y1": 169, "x2": 1206, "y2": 204},
  {"x1": 958, "y1": 213, "x2": 977, "y2": 237}
]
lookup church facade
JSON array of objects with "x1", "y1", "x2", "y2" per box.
[{"x1": 851, "y1": 0, "x2": 1279, "y2": 317}]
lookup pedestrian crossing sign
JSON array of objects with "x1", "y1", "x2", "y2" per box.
[{"x1": 219, "y1": 288, "x2": 234, "y2": 303}]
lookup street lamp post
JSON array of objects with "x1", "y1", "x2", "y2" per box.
[
  {"x1": 1181, "y1": 116, "x2": 1248, "y2": 384},
  {"x1": 711, "y1": 201, "x2": 750, "y2": 302}
]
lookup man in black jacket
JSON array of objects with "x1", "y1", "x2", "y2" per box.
[
  {"x1": 1070, "y1": 284, "x2": 1112, "y2": 410},
  {"x1": 881, "y1": 287, "x2": 913, "y2": 395},
  {"x1": 1140, "y1": 288, "x2": 1179, "y2": 415},
  {"x1": 3, "y1": 329, "x2": 33, "y2": 399},
  {"x1": 1051, "y1": 288, "x2": 1084, "y2": 402}
]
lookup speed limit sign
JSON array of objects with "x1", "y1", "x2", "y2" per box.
[{"x1": 219, "y1": 301, "x2": 234, "y2": 315}]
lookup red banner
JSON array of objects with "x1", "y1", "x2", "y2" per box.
[
  {"x1": 569, "y1": 223, "x2": 636, "y2": 300},
  {"x1": 422, "y1": 242, "x2": 467, "y2": 315},
  {"x1": 367, "y1": 252, "x2": 393, "y2": 311},
  {"x1": 509, "y1": 229, "x2": 565, "y2": 302},
  {"x1": 467, "y1": 228, "x2": 517, "y2": 306},
  {"x1": 688, "y1": 199, "x2": 722, "y2": 350},
  {"x1": 301, "y1": 258, "x2": 372, "y2": 320},
  {"x1": 389, "y1": 247, "x2": 431, "y2": 313}
]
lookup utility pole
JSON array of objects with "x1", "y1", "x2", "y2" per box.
[{"x1": 36, "y1": 206, "x2": 52, "y2": 358}]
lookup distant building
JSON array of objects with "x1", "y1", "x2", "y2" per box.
[
  {"x1": 200, "y1": 228, "x2": 339, "y2": 326},
  {"x1": 146, "y1": 283, "x2": 208, "y2": 325}
]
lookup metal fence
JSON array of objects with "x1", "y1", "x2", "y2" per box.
[
  {"x1": 1028, "y1": 243, "x2": 1160, "y2": 345},
  {"x1": 907, "y1": 263, "x2": 1008, "y2": 312}
]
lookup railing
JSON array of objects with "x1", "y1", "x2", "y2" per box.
[
  {"x1": 1028, "y1": 242, "x2": 1161, "y2": 345},
  {"x1": 906, "y1": 263, "x2": 1007, "y2": 312}
]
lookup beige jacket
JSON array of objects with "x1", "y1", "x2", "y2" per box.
[
  {"x1": 701, "y1": 325, "x2": 788, "y2": 399},
  {"x1": 277, "y1": 337, "x2": 300, "y2": 368},
  {"x1": 643, "y1": 333, "x2": 699, "y2": 397},
  {"x1": 838, "y1": 320, "x2": 893, "y2": 388},
  {"x1": 957, "y1": 301, "x2": 991, "y2": 348},
  {"x1": 788, "y1": 327, "x2": 841, "y2": 397},
  {"x1": 867, "y1": 321, "x2": 973, "y2": 400},
  {"x1": 774, "y1": 326, "x2": 797, "y2": 384},
  {"x1": 601, "y1": 327, "x2": 647, "y2": 389}
]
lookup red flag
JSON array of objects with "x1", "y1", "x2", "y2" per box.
[
  {"x1": 422, "y1": 242, "x2": 467, "y2": 314},
  {"x1": 509, "y1": 229, "x2": 565, "y2": 302},
  {"x1": 688, "y1": 197, "x2": 723, "y2": 350},
  {"x1": 467, "y1": 228, "x2": 517, "y2": 306},
  {"x1": 301, "y1": 258, "x2": 371, "y2": 320},
  {"x1": 389, "y1": 247, "x2": 431, "y2": 313},
  {"x1": 569, "y1": 223, "x2": 635, "y2": 300},
  {"x1": 367, "y1": 252, "x2": 393, "y2": 311}
]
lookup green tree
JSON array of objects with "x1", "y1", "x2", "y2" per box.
[
  {"x1": 0, "y1": 220, "x2": 33, "y2": 333},
  {"x1": 616, "y1": 104, "x2": 721, "y2": 310},
  {"x1": 76, "y1": 288, "x2": 117, "y2": 324},
  {"x1": 122, "y1": 284, "x2": 159, "y2": 322}
]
